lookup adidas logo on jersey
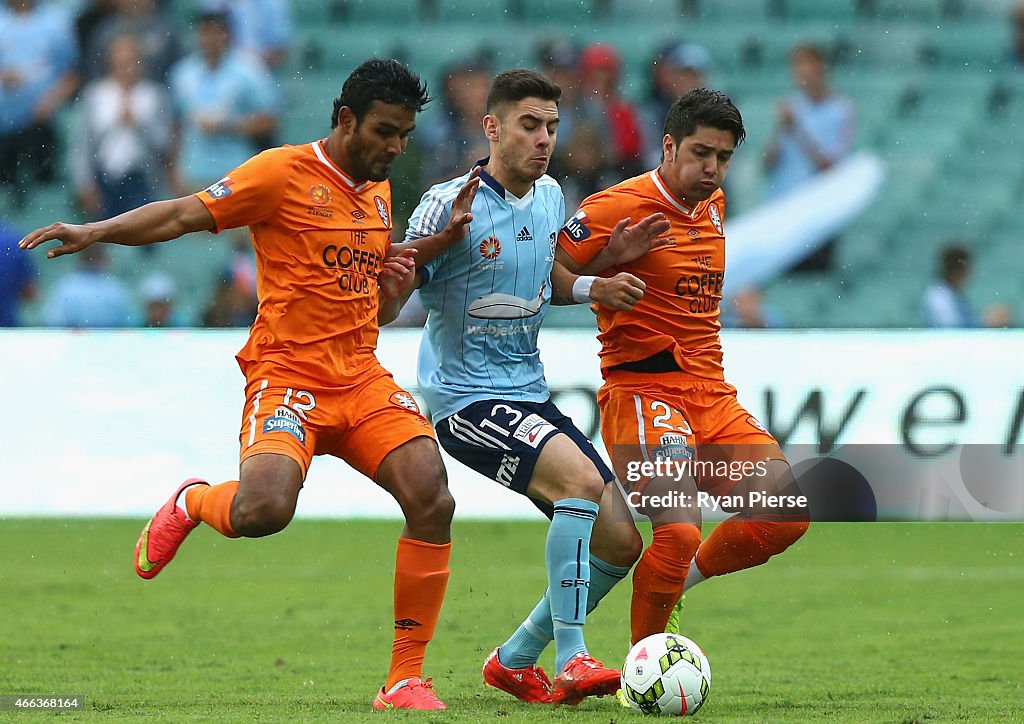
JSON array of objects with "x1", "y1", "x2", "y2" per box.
[{"x1": 516, "y1": 226, "x2": 533, "y2": 242}]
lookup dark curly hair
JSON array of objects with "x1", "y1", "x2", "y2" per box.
[{"x1": 331, "y1": 58, "x2": 432, "y2": 128}]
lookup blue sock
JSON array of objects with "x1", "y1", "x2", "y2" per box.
[
  {"x1": 499, "y1": 553, "x2": 631, "y2": 669},
  {"x1": 550, "y1": 499, "x2": 599, "y2": 671}
]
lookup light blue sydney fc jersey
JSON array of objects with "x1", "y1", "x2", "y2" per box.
[{"x1": 408, "y1": 163, "x2": 566, "y2": 423}]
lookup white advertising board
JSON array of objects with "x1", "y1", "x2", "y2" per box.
[{"x1": 1, "y1": 329, "x2": 1020, "y2": 519}]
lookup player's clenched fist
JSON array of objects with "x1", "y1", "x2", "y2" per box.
[
  {"x1": 378, "y1": 248, "x2": 418, "y2": 301},
  {"x1": 590, "y1": 272, "x2": 646, "y2": 311}
]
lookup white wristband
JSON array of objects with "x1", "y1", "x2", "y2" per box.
[{"x1": 571, "y1": 275, "x2": 597, "y2": 303}]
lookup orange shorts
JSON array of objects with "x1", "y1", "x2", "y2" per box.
[
  {"x1": 598, "y1": 370, "x2": 785, "y2": 494},
  {"x1": 238, "y1": 362, "x2": 434, "y2": 480}
]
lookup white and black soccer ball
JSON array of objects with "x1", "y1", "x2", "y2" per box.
[{"x1": 620, "y1": 633, "x2": 712, "y2": 716}]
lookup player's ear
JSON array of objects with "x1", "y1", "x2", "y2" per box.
[
  {"x1": 662, "y1": 134, "x2": 679, "y2": 164},
  {"x1": 338, "y1": 106, "x2": 357, "y2": 134},
  {"x1": 483, "y1": 114, "x2": 500, "y2": 142}
]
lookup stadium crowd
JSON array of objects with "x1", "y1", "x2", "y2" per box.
[{"x1": 0, "y1": 0, "x2": 1018, "y2": 328}]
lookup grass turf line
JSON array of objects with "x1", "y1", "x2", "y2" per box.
[{"x1": 1, "y1": 520, "x2": 1021, "y2": 721}]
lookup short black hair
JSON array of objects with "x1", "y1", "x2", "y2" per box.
[
  {"x1": 196, "y1": 10, "x2": 231, "y2": 32},
  {"x1": 940, "y1": 244, "x2": 971, "y2": 282},
  {"x1": 486, "y1": 68, "x2": 560, "y2": 114},
  {"x1": 331, "y1": 58, "x2": 431, "y2": 128},
  {"x1": 664, "y1": 88, "x2": 745, "y2": 147}
]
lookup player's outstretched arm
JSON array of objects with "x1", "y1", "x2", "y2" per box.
[
  {"x1": 389, "y1": 167, "x2": 481, "y2": 266},
  {"x1": 19, "y1": 196, "x2": 216, "y2": 259},
  {"x1": 378, "y1": 248, "x2": 419, "y2": 326},
  {"x1": 578, "y1": 213, "x2": 673, "y2": 275},
  {"x1": 550, "y1": 255, "x2": 646, "y2": 311}
]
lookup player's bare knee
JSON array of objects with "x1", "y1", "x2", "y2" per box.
[
  {"x1": 595, "y1": 525, "x2": 643, "y2": 568},
  {"x1": 398, "y1": 475, "x2": 455, "y2": 528},
  {"x1": 231, "y1": 491, "x2": 295, "y2": 537},
  {"x1": 536, "y1": 464, "x2": 605, "y2": 504}
]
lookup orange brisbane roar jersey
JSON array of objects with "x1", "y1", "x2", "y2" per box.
[
  {"x1": 197, "y1": 141, "x2": 394, "y2": 384},
  {"x1": 559, "y1": 170, "x2": 727, "y2": 380}
]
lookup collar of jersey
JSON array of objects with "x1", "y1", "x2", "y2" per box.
[
  {"x1": 475, "y1": 158, "x2": 535, "y2": 209},
  {"x1": 650, "y1": 169, "x2": 695, "y2": 217},
  {"x1": 312, "y1": 140, "x2": 372, "y2": 192}
]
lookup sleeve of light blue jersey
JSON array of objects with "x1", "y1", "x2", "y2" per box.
[{"x1": 406, "y1": 185, "x2": 453, "y2": 286}]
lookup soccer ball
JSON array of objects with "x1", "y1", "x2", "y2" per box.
[{"x1": 620, "y1": 633, "x2": 712, "y2": 716}]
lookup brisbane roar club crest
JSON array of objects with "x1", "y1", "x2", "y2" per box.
[
  {"x1": 479, "y1": 236, "x2": 501, "y2": 259},
  {"x1": 374, "y1": 196, "x2": 390, "y2": 226},
  {"x1": 389, "y1": 391, "x2": 420, "y2": 414},
  {"x1": 708, "y1": 203, "x2": 723, "y2": 234}
]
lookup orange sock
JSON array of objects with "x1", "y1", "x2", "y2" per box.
[
  {"x1": 630, "y1": 523, "x2": 702, "y2": 644},
  {"x1": 385, "y1": 537, "x2": 451, "y2": 690},
  {"x1": 695, "y1": 518, "x2": 809, "y2": 577},
  {"x1": 185, "y1": 481, "x2": 240, "y2": 538}
]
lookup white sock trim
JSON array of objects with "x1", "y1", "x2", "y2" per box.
[
  {"x1": 386, "y1": 678, "x2": 413, "y2": 695},
  {"x1": 175, "y1": 483, "x2": 205, "y2": 521},
  {"x1": 683, "y1": 555, "x2": 706, "y2": 592}
]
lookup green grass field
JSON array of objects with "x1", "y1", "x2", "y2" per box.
[{"x1": 1, "y1": 520, "x2": 1021, "y2": 722}]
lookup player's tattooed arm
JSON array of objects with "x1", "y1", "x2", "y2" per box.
[{"x1": 389, "y1": 167, "x2": 481, "y2": 266}]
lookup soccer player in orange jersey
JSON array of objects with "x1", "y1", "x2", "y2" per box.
[
  {"x1": 19, "y1": 59, "x2": 479, "y2": 711},
  {"x1": 553, "y1": 88, "x2": 810, "y2": 646}
]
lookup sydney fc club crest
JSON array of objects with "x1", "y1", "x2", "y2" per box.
[{"x1": 708, "y1": 203, "x2": 723, "y2": 234}]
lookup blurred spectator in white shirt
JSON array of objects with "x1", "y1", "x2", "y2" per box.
[{"x1": 69, "y1": 34, "x2": 171, "y2": 220}]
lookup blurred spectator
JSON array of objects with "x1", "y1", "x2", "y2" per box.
[
  {"x1": 42, "y1": 244, "x2": 132, "y2": 327},
  {"x1": 536, "y1": 38, "x2": 579, "y2": 179},
  {"x1": 0, "y1": 222, "x2": 36, "y2": 326},
  {"x1": 721, "y1": 287, "x2": 785, "y2": 329},
  {"x1": 419, "y1": 60, "x2": 492, "y2": 185},
  {"x1": 138, "y1": 271, "x2": 181, "y2": 327},
  {"x1": 82, "y1": 0, "x2": 181, "y2": 83},
  {"x1": 642, "y1": 41, "x2": 711, "y2": 167},
  {"x1": 69, "y1": 34, "x2": 171, "y2": 221},
  {"x1": 168, "y1": 10, "x2": 279, "y2": 194},
  {"x1": 75, "y1": 0, "x2": 117, "y2": 59},
  {"x1": 558, "y1": 121, "x2": 607, "y2": 217},
  {"x1": 763, "y1": 43, "x2": 856, "y2": 271},
  {"x1": 201, "y1": 230, "x2": 258, "y2": 327},
  {"x1": 922, "y1": 244, "x2": 1012, "y2": 328},
  {"x1": 576, "y1": 43, "x2": 645, "y2": 182},
  {"x1": 1013, "y1": 0, "x2": 1024, "y2": 65},
  {"x1": 214, "y1": 0, "x2": 294, "y2": 72},
  {"x1": 0, "y1": 0, "x2": 79, "y2": 209}
]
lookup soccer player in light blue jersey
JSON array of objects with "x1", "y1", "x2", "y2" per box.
[{"x1": 390, "y1": 69, "x2": 671, "y2": 705}]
